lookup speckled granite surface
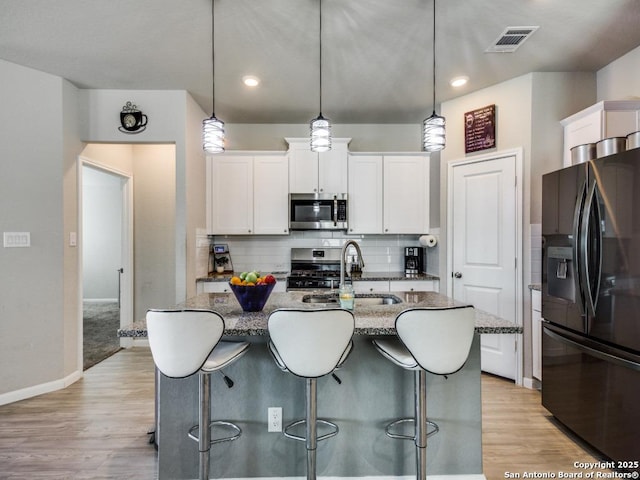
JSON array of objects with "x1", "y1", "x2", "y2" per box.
[
  {"x1": 196, "y1": 271, "x2": 438, "y2": 283},
  {"x1": 118, "y1": 291, "x2": 521, "y2": 337}
]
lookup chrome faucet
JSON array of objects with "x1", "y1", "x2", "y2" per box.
[{"x1": 340, "y1": 240, "x2": 365, "y2": 287}]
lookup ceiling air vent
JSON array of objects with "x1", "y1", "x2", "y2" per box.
[{"x1": 485, "y1": 26, "x2": 539, "y2": 53}]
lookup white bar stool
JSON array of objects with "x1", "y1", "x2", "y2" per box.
[
  {"x1": 372, "y1": 306, "x2": 475, "y2": 480},
  {"x1": 267, "y1": 308, "x2": 355, "y2": 480},
  {"x1": 146, "y1": 309, "x2": 250, "y2": 480}
]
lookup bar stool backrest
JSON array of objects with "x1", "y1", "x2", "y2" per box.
[
  {"x1": 146, "y1": 309, "x2": 225, "y2": 378},
  {"x1": 395, "y1": 306, "x2": 475, "y2": 375},
  {"x1": 268, "y1": 309, "x2": 355, "y2": 378}
]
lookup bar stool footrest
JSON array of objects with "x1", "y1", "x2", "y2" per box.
[
  {"x1": 188, "y1": 420, "x2": 242, "y2": 446},
  {"x1": 283, "y1": 419, "x2": 339, "y2": 443},
  {"x1": 385, "y1": 418, "x2": 439, "y2": 440}
]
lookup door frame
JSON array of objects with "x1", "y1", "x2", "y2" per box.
[
  {"x1": 78, "y1": 157, "x2": 134, "y2": 357},
  {"x1": 446, "y1": 147, "x2": 524, "y2": 385}
]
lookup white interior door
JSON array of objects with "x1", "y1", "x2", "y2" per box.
[{"x1": 450, "y1": 154, "x2": 518, "y2": 380}]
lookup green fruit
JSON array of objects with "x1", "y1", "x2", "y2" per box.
[
  {"x1": 239, "y1": 272, "x2": 248, "y2": 280},
  {"x1": 246, "y1": 272, "x2": 258, "y2": 284}
]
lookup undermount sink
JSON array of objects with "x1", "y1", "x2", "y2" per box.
[{"x1": 301, "y1": 294, "x2": 402, "y2": 305}]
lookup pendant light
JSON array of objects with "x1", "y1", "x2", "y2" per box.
[
  {"x1": 422, "y1": 0, "x2": 445, "y2": 152},
  {"x1": 310, "y1": 0, "x2": 331, "y2": 152},
  {"x1": 203, "y1": 0, "x2": 225, "y2": 154}
]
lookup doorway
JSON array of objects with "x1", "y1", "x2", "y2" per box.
[
  {"x1": 80, "y1": 162, "x2": 133, "y2": 369},
  {"x1": 447, "y1": 148, "x2": 523, "y2": 382}
]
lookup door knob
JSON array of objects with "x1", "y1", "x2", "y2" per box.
[{"x1": 454, "y1": 272, "x2": 462, "y2": 279}]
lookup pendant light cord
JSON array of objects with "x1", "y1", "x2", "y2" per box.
[
  {"x1": 432, "y1": 0, "x2": 436, "y2": 115},
  {"x1": 211, "y1": 0, "x2": 216, "y2": 117},
  {"x1": 319, "y1": 0, "x2": 323, "y2": 116}
]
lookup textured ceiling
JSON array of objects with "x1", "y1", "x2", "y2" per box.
[{"x1": 1, "y1": 0, "x2": 639, "y2": 123}]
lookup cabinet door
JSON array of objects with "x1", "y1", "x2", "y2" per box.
[
  {"x1": 348, "y1": 155, "x2": 383, "y2": 234},
  {"x1": 383, "y1": 155, "x2": 430, "y2": 234},
  {"x1": 289, "y1": 147, "x2": 319, "y2": 193},
  {"x1": 209, "y1": 155, "x2": 253, "y2": 234},
  {"x1": 254, "y1": 155, "x2": 289, "y2": 235},
  {"x1": 319, "y1": 143, "x2": 348, "y2": 193},
  {"x1": 352, "y1": 280, "x2": 389, "y2": 293},
  {"x1": 390, "y1": 280, "x2": 436, "y2": 292},
  {"x1": 201, "y1": 282, "x2": 232, "y2": 293}
]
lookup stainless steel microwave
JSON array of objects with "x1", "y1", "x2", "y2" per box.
[{"x1": 289, "y1": 193, "x2": 348, "y2": 230}]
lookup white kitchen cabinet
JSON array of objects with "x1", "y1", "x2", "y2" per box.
[
  {"x1": 531, "y1": 289, "x2": 542, "y2": 381},
  {"x1": 207, "y1": 153, "x2": 289, "y2": 235},
  {"x1": 390, "y1": 280, "x2": 438, "y2": 293},
  {"x1": 286, "y1": 138, "x2": 350, "y2": 194},
  {"x1": 208, "y1": 155, "x2": 253, "y2": 234},
  {"x1": 253, "y1": 155, "x2": 289, "y2": 234},
  {"x1": 561, "y1": 100, "x2": 640, "y2": 167},
  {"x1": 352, "y1": 280, "x2": 389, "y2": 293},
  {"x1": 383, "y1": 155, "x2": 430, "y2": 234},
  {"x1": 348, "y1": 155, "x2": 383, "y2": 234},
  {"x1": 200, "y1": 282, "x2": 232, "y2": 294}
]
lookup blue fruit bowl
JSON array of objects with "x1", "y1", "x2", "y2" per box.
[{"x1": 229, "y1": 282, "x2": 276, "y2": 312}]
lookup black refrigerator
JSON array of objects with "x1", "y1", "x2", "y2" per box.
[{"x1": 542, "y1": 148, "x2": 640, "y2": 467}]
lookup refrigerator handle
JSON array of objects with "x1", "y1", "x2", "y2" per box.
[
  {"x1": 572, "y1": 180, "x2": 587, "y2": 317},
  {"x1": 579, "y1": 180, "x2": 602, "y2": 319}
]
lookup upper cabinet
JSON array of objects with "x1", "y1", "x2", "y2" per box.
[
  {"x1": 348, "y1": 155, "x2": 384, "y2": 233},
  {"x1": 207, "y1": 153, "x2": 289, "y2": 235},
  {"x1": 561, "y1": 101, "x2": 640, "y2": 166},
  {"x1": 286, "y1": 138, "x2": 350, "y2": 193},
  {"x1": 383, "y1": 155, "x2": 430, "y2": 234},
  {"x1": 348, "y1": 153, "x2": 430, "y2": 234}
]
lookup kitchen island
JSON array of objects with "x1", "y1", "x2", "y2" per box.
[{"x1": 120, "y1": 291, "x2": 520, "y2": 480}]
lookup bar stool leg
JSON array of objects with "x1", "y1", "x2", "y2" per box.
[
  {"x1": 306, "y1": 377, "x2": 317, "y2": 480},
  {"x1": 199, "y1": 372, "x2": 211, "y2": 480},
  {"x1": 415, "y1": 370, "x2": 427, "y2": 480}
]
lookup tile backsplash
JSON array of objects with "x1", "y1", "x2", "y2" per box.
[{"x1": 206, "y1": 230, "x2": 440, "y2": 276}]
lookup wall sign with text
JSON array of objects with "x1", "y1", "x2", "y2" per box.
[{"x1": 464, "y1": 104, "x2": 496, "y2": 153}]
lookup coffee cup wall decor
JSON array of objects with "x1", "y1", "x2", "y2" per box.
[{"x1": 118, "y1": 101, "x2": 148, "y2": 134}]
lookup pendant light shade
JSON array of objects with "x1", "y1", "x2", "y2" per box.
[
  {"x1": 203, "y1": 0, "x2": 225, "y2": 154},
  {"x1": 423, "y1": 112, "x2": 445, "y2": 152},
  {"x1": 423, "y1": 0, "x2": 445, "y2": 153},
  {"x1": 310, "y1": 114, "x2": 331, "y2": 152},
  {"x1": 310, "y1": 0, "x2": 331, "y2": 152},
  {"x1": 203, "y1": 115, "x2": 225, "y2": 154}
]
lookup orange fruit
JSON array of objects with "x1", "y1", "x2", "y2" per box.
[{"x1": 230, "y1": 276, "x2": 242, "y2": 285}]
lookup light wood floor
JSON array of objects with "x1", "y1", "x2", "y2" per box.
[{"x1": 0, "y1": 348, "x2": 609, "y2": 480}]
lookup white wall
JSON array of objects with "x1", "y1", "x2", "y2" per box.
[
  {"x1": 597, "y1": 44, "x2": 640, "y2": 101},
  {"x1": 0, "y1": 59, "x2": 83, "y2": 401},
  {"x1": 80, "y1": 89, "x2": 207, "y2": 305}
]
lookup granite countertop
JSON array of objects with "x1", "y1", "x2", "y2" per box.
[
  {"x1": 529, "y1": 284, "x2": 541, "y2": 291},
  {"x1": 119, "y1": 291, "x2": 521, "y2": 338},
  {"x1": 197, "y1": 271, "x2": 439, "y2": 283}
]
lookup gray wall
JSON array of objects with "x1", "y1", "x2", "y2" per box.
[
  {"x1": 440, "y1": 72, "x2": 596, "y2": 383},
  {"x1": 0, "y1": 59, "x2": 82, "y2": 397}
]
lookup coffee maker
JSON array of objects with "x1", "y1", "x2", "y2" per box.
[{"x1": 404, "y1": 246, "x2": 425, "y2": 275}]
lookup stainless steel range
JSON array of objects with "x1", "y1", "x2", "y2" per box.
[{"x1": 286, "y1": 248, "x2": 342, "y2": 290}]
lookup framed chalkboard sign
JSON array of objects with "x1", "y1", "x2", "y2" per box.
[{"x1": 464, "y1": 104, "x2": 496, "y2": 153}]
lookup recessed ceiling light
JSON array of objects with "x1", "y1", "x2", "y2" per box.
[
  {"x1": 242, "y1": 75, "x2": 260, "y2": 87},
  {"x1": 450, "y1": 76, "x2": 469, "y2": 88}
]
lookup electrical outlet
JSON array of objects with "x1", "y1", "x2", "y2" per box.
[{"x1": 268, "y1": 407, "x2": 282, "y2": 432}]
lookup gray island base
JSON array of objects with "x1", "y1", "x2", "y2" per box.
[{"x1": 120, "y1": 291, "x2": 520, "y2": 479}]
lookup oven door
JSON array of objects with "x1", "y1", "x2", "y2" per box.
[{"x1": 289, "y1": 193, "x2": 347, "y2": 230}]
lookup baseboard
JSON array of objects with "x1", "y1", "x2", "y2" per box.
[
  {"x1": 523, "y1": 376, "x2": 541, "y2": 390},
  {"x1": 0, "y1": 368, "x2": 82, "y2": 407},
  {"x1": 131, "y1": 338, "x2": 149, "y2": 347}
]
